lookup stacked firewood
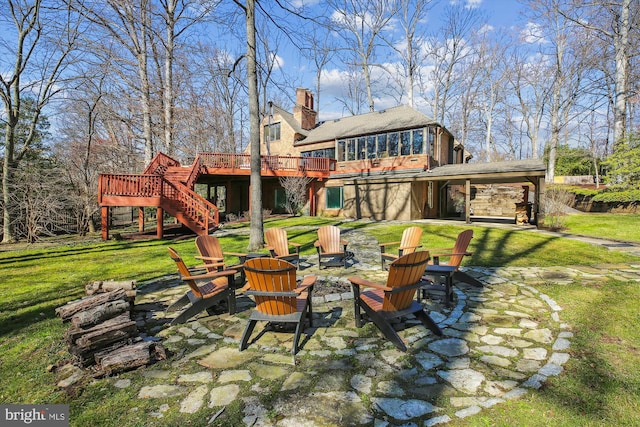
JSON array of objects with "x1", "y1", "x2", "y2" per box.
[{"x1": 55, "y1": 281, "x2": 166, "y2": 377}]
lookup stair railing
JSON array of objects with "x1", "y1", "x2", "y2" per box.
[{"x1": 162, "y1": 179, "x2": 219, "y2": 232}]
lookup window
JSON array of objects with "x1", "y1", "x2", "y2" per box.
[
  {"x1": 347, "y1": 139, "x2": 356, "y2": 160},
  {"x1": 337, "y1": 140, "x2": 345, "y2": 161},
  {"x1": 302, "y1": 148, "x2": 336, "y2": 158},
  {"x1": 274, "y1": 188, "x2": 286, "y2": 212},
  {"x1": 326, "y1": 187, "x2": 343, "y2": 209},
  {"x1": 412, "y1": 129, "x2": 424, "y2": 154},
  {"x1": 264, "y1": 122, "x2": 281, "y2": 141},
  {"x1": 388, "y1": 132, "x2": 398, "y2": 156},
  {"x1": 357, "y1": 137, "x2": 366, "y2": 160},
  {"x1": 367, "y1": 135, "x2": 376, "y2": 158},
  {"x1": 428, "y1": 127, "x2": 435, "y2": 156},
  {"x1": 377, "y1": 134, "x2": 387, "y2": 157},
  {"x1": 400, "y1": 131, "x2": 411, "y2": 155}
]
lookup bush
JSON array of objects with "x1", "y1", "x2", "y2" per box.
[
  {"x1": 543, "y1": 186, "x2": 573, "y2": 230},
  {"x1": 592, "y1": 190, "x2": 640, "y2": 203}
]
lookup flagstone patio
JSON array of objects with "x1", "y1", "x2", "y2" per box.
[{"x1": 89, "y1": 226, "x2": 640, "y2": 426}]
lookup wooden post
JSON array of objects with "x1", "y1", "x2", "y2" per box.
[
  {"x1": 308, "y1": 181, "x2": 316, "y2": 216},
  {"x1": 535, "y1": 177, "x2": 545, "y2": 227},
  {"x1": 138, "y1": 207, "x2": 145, "y2": 232},
  {"x1": 465, "y1": 179, "x2": 471, "y2": 224},
  {"x1": 101, "y1": 207, "x2": 110, "y2": 241},
  {"x1": 156, "y1": 207, "x2": 164, "y2": 239}
]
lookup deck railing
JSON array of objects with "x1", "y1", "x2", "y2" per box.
[
  {"x1": 98, "y1": 174, "x2": 163, "y2": 204},
  {"x1": 162, "y1": 180, "x2": 219, "y2": 230},
  {"x1": 197, "y1": 153, "x2": 335, "y2": 173},
  {"x1": 143, "y1": 152, "x2": 181, "y2": 175},
  {"x1": 98, "y1": 173, "x2": 218, "y2": 232}
]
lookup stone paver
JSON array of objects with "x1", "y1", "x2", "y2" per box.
[{"x1": 123, "y1": 225, "x2": 640, "y2": 425}]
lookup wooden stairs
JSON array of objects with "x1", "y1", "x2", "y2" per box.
[{"x1": 99, "y1": 153, "x2": 219, "y2": 236}]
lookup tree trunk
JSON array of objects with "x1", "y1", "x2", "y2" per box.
[
  {"x1": 613, "y1": 0, "x2": 630, "y2": 146},
  {"x1": 245, "y1": 0, "x2": 264, "y2": 251}
]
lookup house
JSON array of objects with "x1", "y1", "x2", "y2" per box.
[{"x1": 97, "y1": 88, "x2": 546, "y2": 239}]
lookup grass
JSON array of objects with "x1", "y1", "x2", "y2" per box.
[
  {"x1": 1, "y1": 215, "x2": 639, "y2": 426},
  {"x1": 561, "y1": 213, "x2": 640, "y2": 243},
  {"x1": 455, "y1": 277, "x2": 640, "y2": 427}
]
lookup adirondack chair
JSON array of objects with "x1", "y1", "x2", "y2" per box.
[
  {"x1": 348, "y1": 251, "x2": 442, "y2": 351},
  {"x1": 166, "y1": 247, "x2": 238, "y2": 325},
  {"x1": 239, "y1": 258, "x2": 316, "y2": 356},
  {"x1": 422, "y1": 229, "x2": 480, "y2": 305},
  {"x1": 265, "y1": 227, "x2": 301, "y2": 268},
  {"x1": 379, "y1": 226, "x2": 423, "y2": 270},
  {"x1": 195, "y1": 235, "x2": 247, "y2": 287},
  {"x1": 314, "y1": 225, "x2": 349, "y2": 268}
]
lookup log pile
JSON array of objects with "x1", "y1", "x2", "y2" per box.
[{"x1": 55, "y1": 281, "x2": 166, "y2": 377}]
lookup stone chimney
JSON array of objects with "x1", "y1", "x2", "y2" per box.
[{"x1": 293, "y1": 88, "x2": 317, "y2": 130}]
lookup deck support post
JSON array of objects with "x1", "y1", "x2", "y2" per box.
[
  {"x1": 465, "y1": 179, "x2": 471, "y2": 224},
  {"x1": 101, "y1": 207, "x2": 110, "y2": 241},
  {"x1": 534, "y1": 177, "x2": 545, "y2": 227},
  {"x1": 138, "y1": 207, "x2": 145, "y2": 232},
  {"x1": 308, "y1": 182, "x2": 316, "y2": 216},
  {"x1": 157, "y1": 207, "x2": 164, "y2": 239}
]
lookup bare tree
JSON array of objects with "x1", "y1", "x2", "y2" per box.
[
  {"x1": 235, "y1": 0, "x2": 264, "y2": 251},
  {"x1": 0, "y1": 0, "x2": 80, "y2": 243},
  {"x1": 279, "y1": 176, "x2": 313, "y2": 216},
  {"x1": 476, "y1": 31, "x2": 509, "y2": 162},
  {"x1": 506, "y1": 44, "x2": 551, "y2": 159},
  {"x1": 54, "y1": 73, "x2": 111, "y2": 235},
  {"x1": 524, "y1": 0, "x2": 593, "y2": 182},
  {"x1": 301, "y1": 27, "x2": 338, "y2": 119},
  {"x1": 329, "y1": 0, "x2": 398, "y2": 112},
  {"x1": 12, "y1": 161, "x2": 71, "y2": 243},
  {"x1": 556, "y1": 0, "x2": 637, "y2": 146},
  {"x1": 78, "y1": 0, "x2": 156, "y2": 164},
  {"x1": 381, "y1": 0, "x2": 435, "y2": 108},
  {"x1": 423, "y1": 3, "x2": 485, "y2": 124},
  {"x1": 153, "y1": 0, "x2": 214, "y2": 155}
]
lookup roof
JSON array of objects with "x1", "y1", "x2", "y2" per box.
[
  {"x1": 270, "y1": 104, "x2": 308, "y2": 138},
  {"x1": 340, "y1": 159, "x2": 546, "y2": 185},
  {"x1": 296, "y1": 105, "x2": 444, "y2": 146}
]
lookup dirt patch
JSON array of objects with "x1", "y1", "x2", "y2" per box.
[{"x1": 314, "y1": 279, "x2": 351, "y2": 297}]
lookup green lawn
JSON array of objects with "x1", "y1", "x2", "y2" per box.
[
  {"x1": 1, "y1": 216, "x2": 639, "y2": 425},
  {"x1": 562, "y1": 212, "x2": 640, "y2": 243}
]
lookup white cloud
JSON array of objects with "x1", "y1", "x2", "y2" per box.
[
  {"x1": 477, "y1": 24, "x2": 495, "y2": 36},
  {"x1": 521, "y1": 22, "x2": 548, "y2": 44},
  {"x1": 465, "y1": 0, "x2": 483, "y2": 9}
]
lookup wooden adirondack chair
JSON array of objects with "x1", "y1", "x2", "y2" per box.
[
  {"x1": 348, "y1": 251, "x2": 442, "y2": 351},
  {"x1": 379, "y1": 226, "x2": 423, "y2": 270},
  {"x1": 166, "y1": 247, "x2": 238, "y2": 325},
  {"x1": 422, "y1": 229, "x2": 480, "y2": 305},
  {"x1": 239, "y1": 258, "x2": 316, "y2": 356},
  {"x1": 195, "y1": 235, "x2": 247, "y2": 287},
  {"x1": 314, "y1": 225, "x2": 349, "y2": 268},
  {"x1": 265, "y1": 227, "x2": 301, "y2": 268}
]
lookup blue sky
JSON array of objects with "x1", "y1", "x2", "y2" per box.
[{"x1": 278, "y1": 0, "x2": 528, "y2": 121}]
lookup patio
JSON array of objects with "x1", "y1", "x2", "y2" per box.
[{"x1": 82, "y1": 227, "x2": 588, "y2": 425}]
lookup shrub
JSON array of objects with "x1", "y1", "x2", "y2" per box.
[{"x1": 543, "y1": 186, "x2": 573, "y2": 230}]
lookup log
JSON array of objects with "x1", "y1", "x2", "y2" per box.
[
  {"x1": 72, "y1": 339, "x2": 133, "y2": 368},
  {"x1": 70, "y1": 300, "x2": 131, "y2": 328},
  {"x1": 66, "y1": 313, "x2": 137, "y2": 351},
  {"x1": 97, "y1": 342, "x2": 167, "y2": 375},
  {"x1": 85, "y1": 280, "x2": 136, "y2": 300},
  {"x1": 56, "y1": 289, "x2": 127, "y2": 321}
]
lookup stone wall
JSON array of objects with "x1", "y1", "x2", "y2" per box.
[
  {"x1": 572, "y1": 195, "x2": 639, "y2": 213},
  {"x1": 468, "y1": 184, "x2": 528, "y2": 217}
]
